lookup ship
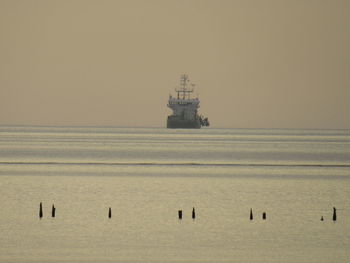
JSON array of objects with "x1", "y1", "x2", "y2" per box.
[{"x1": 167, "y1": 74, "x2": 209, "y2": 129}]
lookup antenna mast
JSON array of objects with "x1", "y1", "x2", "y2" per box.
[{"x1": 176, "y1": 74, "x2": 193, "y2": 100}]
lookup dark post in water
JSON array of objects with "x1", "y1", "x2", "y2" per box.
[
  {"x1": 39, "y1": 202, "x2": 43, "y2": 219},
  {"x1": 52, "y1": 204, "x2": 56, "y2": 218},
  {"x1": 192, "y1": 207, "x2": 196, "y2": 219},
  {"x1": 108, "y1": 207, "x2": 112, "y2": 218},
  {"x1": 178, "y1": 210, "x2": 182, "y2": 220},
  {"x1": 262, "y1": 212, "x2": 266, "y2": 220},
  {"x1": 250, "y1": 208, "x2": 253, "y2": 220},
  {"x1": 333, "y1": 207, "x2": 337, "y2": 221}
]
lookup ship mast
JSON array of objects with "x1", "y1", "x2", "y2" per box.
[{"x1": 176, "y1": 74, "x2": 194, "y2": 100}]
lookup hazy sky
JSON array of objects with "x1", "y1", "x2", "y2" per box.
[{"x1": 1, "y1": 0, "x2": 349, "y2": 128}]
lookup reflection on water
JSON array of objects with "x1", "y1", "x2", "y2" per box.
[
  {"x1": 0, "y1": 175, "x2": 349, "y2": 263},
  {"x1": 0, "y1": 126, "x2": 349, "y2": 262}
]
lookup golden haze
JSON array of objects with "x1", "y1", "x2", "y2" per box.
[{"x1": 1, "y1": 0, "x2": 349, "y2": 128}]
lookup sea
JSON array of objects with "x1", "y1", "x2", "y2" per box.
[{"x1": 0, "y1": 126, "x2": 349, "y2": 263}]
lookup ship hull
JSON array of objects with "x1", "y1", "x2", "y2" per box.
[{"x1": 167, "y1": 117, "x2": 201, "y2": 129}]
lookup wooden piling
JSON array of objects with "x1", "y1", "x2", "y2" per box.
[
  {"x1": 250, "y1": 208, "x2": 253, "y2": 220},
  {"x1": 52, "y1": 204, "x2": 56, "y2": 218},
  {"x1": 262, "y1": 212, "x2": 266, "y2": 220},
  {"x1": 39, "y1": 202, "x2": 43, "y2": 219},
  {"x1": 321, "y1": 216, "x2": 324, "y2": 221},
  {"x1": 178, "y1": 210, "x2": 182, "y2": 220},
  {"x1": 192, "y1": 207, "x2": 196, "y2": 219},
  {"x1": 333, "y1": 207, "x2": 337, "y2": 221},
  {"x1": 108, "y1": 207, "x2": 112, "y2": 218}
]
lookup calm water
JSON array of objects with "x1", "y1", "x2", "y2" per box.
[{"x1": 0, "y1": 126, "x2": 349, "y2": 262}]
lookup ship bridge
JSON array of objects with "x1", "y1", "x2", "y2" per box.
[{"x1": 167, "y1": 96, "x2": 199, "y2": 120}]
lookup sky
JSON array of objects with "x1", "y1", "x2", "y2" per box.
[{"x1": 1, "y1": 0, "x2": 349, "y2": 129}]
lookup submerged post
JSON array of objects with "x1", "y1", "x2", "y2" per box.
[
  {"x1": 321, "y1": 216, "x2": 324, "y2": 221},
  {"x1": 108, "y1": 207, "x2": 112, "y2": 218},
  {"x1": 192, "y1": 207, "x2": 196, "y2": 219},
  {"x1": 250, "y1": 208, "x2": 253, "y2": 220},
  {"x1": 178, "y1": 210, "x2": 182, "y2": 220},
  {"x1": 39, "y1": 202, "x2": 43, "y2": 219},
  {"x1": 262, "y1": 212, "x2": 266, "y2": 220},
  {"x1": 333, "y1": 207, "x2": 337, "y2": 221},
  {"x1": 52, "y1": 204, "x2": 56, "y2": 218}
]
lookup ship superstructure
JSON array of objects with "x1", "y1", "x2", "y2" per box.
[{"x1": 167, "y1": 75, "x2": 209, "y2": 128}]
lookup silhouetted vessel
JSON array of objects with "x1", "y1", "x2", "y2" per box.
[{"x1": 167, "y1": 75, "x2": 209, "y2": 129}]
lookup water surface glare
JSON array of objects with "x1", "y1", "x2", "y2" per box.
[{"x1": 0, "y1": 126, "x2": 349, "y2": 262}]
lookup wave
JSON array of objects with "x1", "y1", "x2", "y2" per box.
[{"x1": 0, "y1": 161, "x2": 349, "y2": 168}]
